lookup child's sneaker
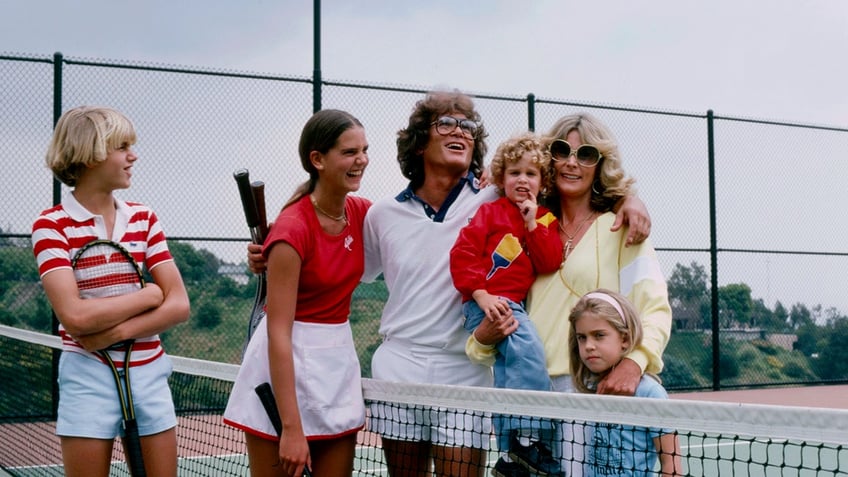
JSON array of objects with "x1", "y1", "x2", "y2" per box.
[
  {"x1": 507, "y1": 430, "x2": 562, "y2": 476},
  {"x1": 491, "y1": 457, "x2": 530, "y2": 477}
]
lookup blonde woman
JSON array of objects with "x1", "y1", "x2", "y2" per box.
[{"x1": 469, "y1": 112, "x2": 672, "y2": 476}]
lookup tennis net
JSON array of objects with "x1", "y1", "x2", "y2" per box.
[{"x1": 2, "y1": 324, "x2": 846, "y2": 476}]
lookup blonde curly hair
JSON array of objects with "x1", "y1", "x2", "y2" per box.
[{"x1": 489, "y1": 131, "x2": 550, "y2": 197}]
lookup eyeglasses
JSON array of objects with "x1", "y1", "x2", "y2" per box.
[
  {"x1": 431, "y1": 116, "x2": 480, "y2": 139},
  {"x1": 548, "y1": 139, "x2": 602, "y2": 167}
]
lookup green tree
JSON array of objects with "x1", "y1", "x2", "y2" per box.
[
  {"x1": 0, "y1": 245, "x2": 40, "y2": 291},
  {"x1": 765, "y1": 301, "x2": 789, "y2": 331},
  {"x1": 0, "y1": 243, "x2": 49, "y2": 330},
  {"x1": 717, "y1": 283, "x2": 752, "y2": 328},
  {"x1": 749, "y1": 298, "x2": 775, "y2": 329},
  {"x1": 789, "y1": 303, "x2": 814, "y2": 330},
  {"x1": 169, "y1": 241, "x2": 220, "y2": 283},
  {"x1": 794, "y1": 321, "x2": 821, "y2": 356},
  {"x1": 195, "y1": 299, "x2": 223, "y2": 329},
  {"x1": 814, "y1": 317, "x2": 848, "y2": 380},
  {"x1": 667, "y1": 262, "x2": 710, "y2": 329}
]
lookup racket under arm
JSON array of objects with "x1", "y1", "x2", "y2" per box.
[
  {"x1": 122, "y1": 418, "x2": 146, "y2": 477},
  {"x1": 101, "y1": 342, "x2": 146, "y2": 477},
  {"x1": 255, "y1": 383, "x2": 312, "y2": 477},
  {"x1": 72, "y1": 240, "x2": 147, "y2": 476},
  {"x1": 255, "y1": 382, "x2": 282, "y2": 435},
  {"x1": 121, "y1": 344, "x2": 145, "y2": 477}
]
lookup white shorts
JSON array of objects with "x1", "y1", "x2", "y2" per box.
[
  {"x1": 223, "y1": 317, "x2": 365, "y2": 441},
  {"x1": 368, "y1": 338, "x2": 492, "y2": 448},
  {"x1": 56, "y1": 351, "x2": 176, "y2": 439}
]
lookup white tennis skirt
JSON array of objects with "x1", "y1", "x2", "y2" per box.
[{"x1": 223, "y1": 316, "x2": 365, "y2": 441}]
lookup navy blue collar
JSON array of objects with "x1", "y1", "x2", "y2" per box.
[{"x1": 395, "y1": 171, "x2": 480, "y2": 223}]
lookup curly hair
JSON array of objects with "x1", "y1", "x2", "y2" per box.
[
  {"x1": 396, "y1": 90, "x2": 488, "y2": 188},
  {"x1": 489, "y1": 132, "x2": 550, "y2": 197},
  {"x1": 542, "y1": 113, "x2": 634, "y2": 216},
  {"x1": 46, "y1": 106, "x2": 137, "y2": 186}
]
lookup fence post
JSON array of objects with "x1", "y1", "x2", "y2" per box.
[
  {"x1": 312, "y1": 0, "x2": 321, "y2": 113},
  {"x1": 707, "y1": 109, "x2": 721, "y2": 390},
  {"x1": 527, "y1": 93, "x2": 535, "y2": 132},
  {"x1": 51, "y1": 51, "x2": 64, "y2": 419},
  {"x1": 52, "y1": 52, "x2": 63, "y2": 206}
]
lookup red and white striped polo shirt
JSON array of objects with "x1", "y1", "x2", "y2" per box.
[{"x1": 32, "y1": 192, "x2": 174, "y2": 367}]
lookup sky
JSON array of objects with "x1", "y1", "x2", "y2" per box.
[{"x1": 2, "y1": 0, "x2": 846, "y2": 127}]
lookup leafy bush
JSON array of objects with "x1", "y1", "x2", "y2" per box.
[
  {"x1": 661, "y1": 355, "x2": 708, "y2": 389},
  {"x1": 782, "y1": 361, "x2": 814, "y2": 380},
  {"x1": 195, "y1": 300, "x2": 223, "y2": 329}
]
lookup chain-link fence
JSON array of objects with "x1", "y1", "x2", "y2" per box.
[{"x1": 3, "y1": 52, "x2": 848, "y2": 390}]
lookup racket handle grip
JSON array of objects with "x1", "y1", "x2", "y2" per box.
[
  {"x1": 123, "y1": 419, "x2": 147, "y2": 477},
  {"x1": 251, "y1": 181, "x2": 269, "y2": 242},
  {"x1": 234, "y1": 169, "x2": 262, "y2": 229},
  {"x1": 255, "y1": 382, "x2": 282, "y2": 436},
  {"x1": 254, "y1": 383, "x2": 312, "y2": 477}
]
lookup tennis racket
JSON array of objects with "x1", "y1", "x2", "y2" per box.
[
  {"x1": 234, "y1": 169, "x2": 269, "y2": 347},
  {"x1": 255, "y1": 383, "x2": 313, "y2": 477},
  {"x1": 71, "y1": 239, "x2": 147, "y2": 477}
]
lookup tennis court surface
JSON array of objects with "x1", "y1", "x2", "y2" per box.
[{"x1": 2, "y1": 325, "x2": 846, "y2": 476}]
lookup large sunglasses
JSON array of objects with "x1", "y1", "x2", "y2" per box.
[
  {"x1": 431, "y1": 116, "x2": 480, "y2": 139},
  {"x1": 549, "y1": 139, "x2": 602, "y2": 167}
]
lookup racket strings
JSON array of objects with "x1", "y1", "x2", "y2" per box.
[{"x1": 73, "y1": 244, "x2": 144, "y2": 299}]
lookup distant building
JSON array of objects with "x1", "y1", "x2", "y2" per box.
[
  {"x1": 218, "y1": 264, "x2": 249, "y2": 285},
  {"x1": 697, "y1": 328, "x2": 798, "y2": 351}
]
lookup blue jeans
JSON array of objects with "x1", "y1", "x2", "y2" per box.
[{"x1": 463, "y1": 299, "x2": 553, "y2": 451}]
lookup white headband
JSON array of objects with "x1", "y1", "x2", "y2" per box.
[{"x1": 584, "y1": 292, "x2": 627, "y2": 326}]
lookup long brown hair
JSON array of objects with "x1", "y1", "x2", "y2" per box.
[{"x1": 283, "y1": 109, "x2": 364, "y2": 210}]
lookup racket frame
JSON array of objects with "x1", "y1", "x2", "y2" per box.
[{"x1": 71, "y1": 239, "x2": 147, "y2": 477}]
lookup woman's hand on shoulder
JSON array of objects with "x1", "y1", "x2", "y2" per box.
[
  {"x1": 611, "y1": 195, "x2": 651, "y2": 246},
  {"x1": 477, "y1": 167, "x2": 492, "y2": 188},
  {"x1": 595, "y1": 357, "x2": 641, "y2": 396}
]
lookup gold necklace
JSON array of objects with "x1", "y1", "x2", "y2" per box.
[
  {"x1": 311, "y1": 195, "x2": 347, "y2": 224},
  {"x1": 559, "y1": 211, "x2": 595, "y2": 260}
]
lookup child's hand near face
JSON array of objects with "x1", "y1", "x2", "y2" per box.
[{"x1": 517, "y1": 195, "x2": 538, "y2": 231}]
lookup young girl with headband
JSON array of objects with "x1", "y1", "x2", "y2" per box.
[{"x1": 568, "y1": 289, "x2": 682, "y2": 476}]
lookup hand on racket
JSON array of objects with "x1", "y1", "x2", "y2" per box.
[
  {"x1": 256, "y1": 383, "x2": 313, "y2": 477},
  {"x1": 247, "y1": 242, "x2": 267, "y2": 274},
  {"x1": 279, "y1": 435, "x2": 313, "y2": 477},
  {"x1": 72, "y1": 239, "x2": 148, "y2": 476}
]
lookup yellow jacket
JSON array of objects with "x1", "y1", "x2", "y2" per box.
[{"x1": 466, "y1": 212, "x2": 672, "y2": 377}]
